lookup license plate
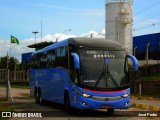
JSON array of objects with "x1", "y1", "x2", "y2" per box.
[{"x1": 101, "y1": 105, "x2": 111, "y2": 109}]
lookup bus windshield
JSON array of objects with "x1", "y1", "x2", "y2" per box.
[{"x1": 79, "y1": 50, "x2": 128, "y2": 90}]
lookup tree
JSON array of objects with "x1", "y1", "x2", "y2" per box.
[
  {"x1": 0, "y1": 56, "x2": 7, "y2": 70},
  {"x1": 0, "y1": 56, "x2": 20, "y2": 71},
  {"x1": 19, "y1": 62, "x2": 30, "y2": 71}
]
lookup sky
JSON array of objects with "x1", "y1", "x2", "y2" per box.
[{"x1": 0, "y1": 0, "x2": 160, "y2": 61}]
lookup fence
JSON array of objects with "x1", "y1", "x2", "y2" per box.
[
  {"x1": 129, "y1": 64, "x2": 160, "y2": 95},
  {"x1": 0, "y1": 70, "x2": 30, "y2": 82}
]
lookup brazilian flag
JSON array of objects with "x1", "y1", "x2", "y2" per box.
[{"x1": 11, "y1": 35, "x2": 19, "y2": 44}]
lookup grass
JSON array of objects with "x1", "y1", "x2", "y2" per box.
[
  {"x1": 0, "y1": 103, "x2": 15, "y2": 111},
  {"x1": 136, "y1": 74, "x2": 160, "y2": 81},
  {"x1": 131, "y1": 94, "x2": 160, "y2": 100},
  {"x1": 0, "y1": 84, "x2": 29, "y2": 89},
  {"x1": 0, "y1": 101, "x2": 15, "y2": 120}
]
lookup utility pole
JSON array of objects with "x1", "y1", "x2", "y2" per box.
[
  {"x1": 146, "y1": 43, "x2": 150, "y2": 65},
  {"x1": 134, "y1": 46, "x2": 137, "y2": 56}
]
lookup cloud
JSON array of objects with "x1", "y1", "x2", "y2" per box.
[
  {"x1": 37, "y1": 33, "x2": 77, "y2": 42},
  {"x1": 0, "y1": 40, "x2": 10, "y2": 57},
  {"x1": 0, "y1": 30, "x2": 105, "y2": 62},
  {"x1": 81, "y1": 29, "x2": 105, "y2": 38}
]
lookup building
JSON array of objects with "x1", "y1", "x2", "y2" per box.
[
  {"x1": 105, "y1": 0, "x2": 133, "y2": 54},
  {"x1": 133, "y1": 33, "x2": 160, "y2": 66},
  {"x1": 22, "y1": 41, "x2": 54, "y2": 63}
]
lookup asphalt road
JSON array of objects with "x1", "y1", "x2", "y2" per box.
[{"x1": 0, "y1": 87, "x2": 159, "y2": 120}]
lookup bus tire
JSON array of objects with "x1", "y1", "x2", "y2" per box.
[
  {"x1": 107, "y1": 108, "x2": 114, "y2": 114},
  {"x1": 64, "y1": 92, "x2": 71, "y2": 113},
  {"x1": 36, "y1": 88, "x2": 42, "y2": 104},
  {"x1": 35, "y1": 87, "x2": 39, "y2": 104},
  {"x1": 34, "y1": 87, "x2": 37, "y2": 98}
]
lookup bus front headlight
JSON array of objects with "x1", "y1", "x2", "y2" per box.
[
  {"x1": 82, "y1": 93, "x2": 91, "y2": 98},
  {"x1": 121, "y1": 93, "x2": 130, "y2": 98},
  {"x1": 74, "y1": 88, "x2": 91, "y2": 98}
]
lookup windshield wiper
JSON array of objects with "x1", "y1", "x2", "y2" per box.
[
  {"x1": 94, "y1": 57, "x2": 119, "y2": 88},
  {"x1": 106, "y1": 69, "x2": 119, "y2": 87},
  {"x1": 94, "y1": 71, "x2": 104, "y2": 88}
]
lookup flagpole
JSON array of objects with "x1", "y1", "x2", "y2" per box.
[
  {"x1": 10, "y1": 36, "x2": 11, "y2": 57},
  {"x1": 7, "y1": 36, "x2": 13, "y2": 101},
  {"x1": 6, "y1": 51, "x2": 9, "y2": 100},
  {"x1": 8, "y1": 35, "x2": 19, "y2": 101},
  {"x1": 6, "y1": 52, "x2": 13, "y2": 101}
]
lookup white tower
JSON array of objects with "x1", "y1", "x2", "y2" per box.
[{"x1": 105, "y1": 0, "x2": 133, "y2": 54}]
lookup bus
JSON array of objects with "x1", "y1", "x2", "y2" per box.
[{"x1": 30, "y1": 37, "x2": 138, "y2": 113}]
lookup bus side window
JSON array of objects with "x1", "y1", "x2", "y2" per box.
[
  {"x1": 31, "y1": 55, "x2": 37, "y2": 69},
  {"x1": 35, "y1": 54, "x2": 41, "y2": 69},
  {"x1": 60, "y1": 46, "x2": 68, "y2": 69},
  {"x1": 55, "y1": 46, "x2": 68, "y2": 68},
  {"x1": 55, "y1": 47, "x2": 61, "y2": 67},
  {"x1": 40, "y1": 52, "x2": 47, "y2": 68},
  {"x1": 47, "y1": 50, "x2": 56, "y2": 68}
]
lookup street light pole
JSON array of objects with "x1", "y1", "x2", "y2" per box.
[
  {"x1": 32, "y1": 31, "x2": 39, "y2": 44},
  {"x1": 146, "y1": 43, "x2": 150, "y2": 65},
  {"x1": 56, "y1": 29, "x2": 72, "y2": 42},
  {"x1": 134, "y1": 46, "x2": 137, "y2": 56}
]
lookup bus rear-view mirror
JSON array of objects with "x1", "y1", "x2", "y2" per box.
[
  {"x1": 126, "y1": 54, "x2": 138, "y2": 71},
  {"x1": 71, "y1": 53, "x2": 80, "y2": 69}
]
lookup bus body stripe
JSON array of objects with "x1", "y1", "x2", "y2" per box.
[{"x1": 83, "y1": 88, "x2": 128, "y2": 94}]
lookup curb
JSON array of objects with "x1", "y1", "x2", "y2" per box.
[
  {"x1": 138, "y1": 103, "x2": 148, "y2": 109},
  {"x1": 149, "y1": 106, "x2": 160, "y2": 111},
  {"x1": 132, "y1": 103, "x2": 160, "y2": 111}
]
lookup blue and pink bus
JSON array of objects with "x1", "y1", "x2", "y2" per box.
[{"x1": 30, "y1": 37, "x2": 138, "y2": 113}]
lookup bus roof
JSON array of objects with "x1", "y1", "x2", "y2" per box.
[
  {"x1": 68, "y1": 37, "x2": 124, "y2": 50},
  {"x1": 33, "y1": 37, "x2": 124, "y2": 54}
]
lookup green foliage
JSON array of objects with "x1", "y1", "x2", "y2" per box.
[
  {"x1": 0, "y1": 84, "x2": 30, "y2": 89},
  {"x1": 0, "y1": 56, "x2": 22, "y2": 71},
  {"x1": 19, "y1": 62, "x2": 30, "y2": 71},
  {"x1": 0, "y1": 56, "x2": 19, "y2": 71},
  {"x1": 0, "y1": 103, "x2": 15, "y2": 120},
  {"x1": 137, "y1": 74, "x2": 160, "y2": 81},
  {"x1": 0, "y1": 56, "x2": 7, "y2": 70},
  {"x1": 0, "y1": 103, "x2": 14, "y2": 111}
]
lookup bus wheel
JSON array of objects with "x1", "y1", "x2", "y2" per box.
[
  {"x1": 36, "y1": 88, "x2": 42, "y2": 104},
  {"x1": 64, "y1": 93, "x2": 71, "y2": 113},
  {"x1": 35, "y1": 88, "x2": 39, "y2": 104},
  {"x1": 107, "y1": 108, "x2": 114, "y2": 114}
]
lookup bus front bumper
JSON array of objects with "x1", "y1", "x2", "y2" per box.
[{"x1": 73, "y1": 96, "x2": 130, "y2": 109}]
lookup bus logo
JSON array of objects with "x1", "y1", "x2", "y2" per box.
[
  {"x1": 105, "y1": 58, "x2": 110, "y2": 64},
  {"x1": 105, "y1": 98, "x2": 109, "y2": 101}
]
